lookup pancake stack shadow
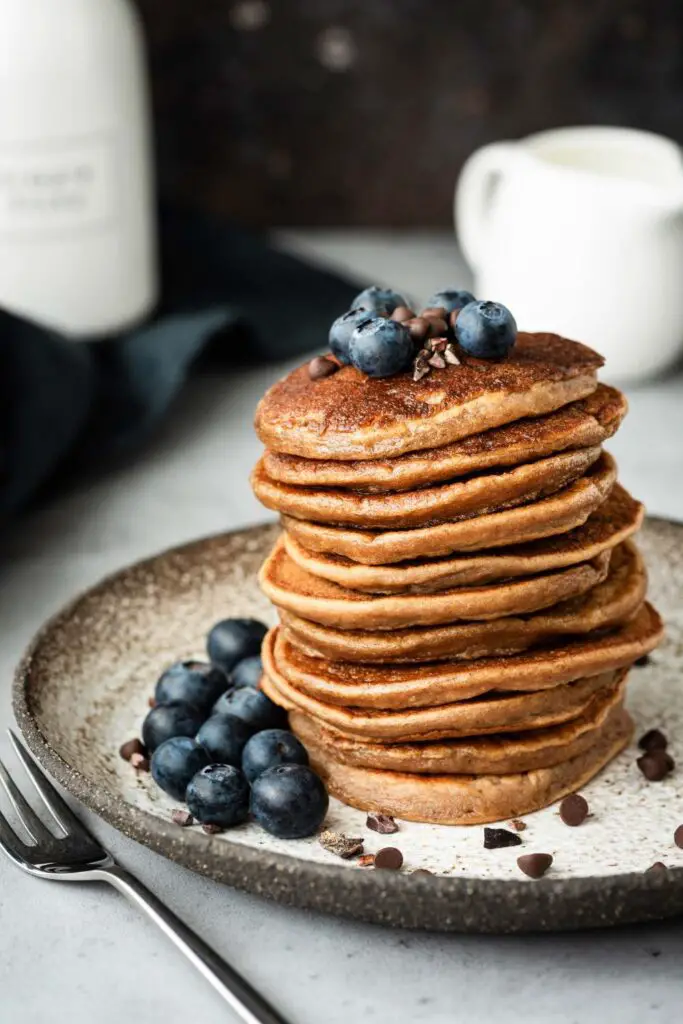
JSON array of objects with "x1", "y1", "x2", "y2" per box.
[{"x1": 252, "y1": 335, "x2": 663, "y2": 824}]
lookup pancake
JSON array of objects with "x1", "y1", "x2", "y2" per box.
[
  {"x1": 264, "y1": 384, "x2": 626, "y2": 492},
  {"x1": 280, "y1": 541, "x2": 648, "y2": 663},
  {"x1": 283, "y1": 484, "x2": 643, "y2": 593},
  {"x1": 267, "y1": 605, "x2": 661, "y2": 707},
  {"x1": 288, "y1": 681, "x2": 626, "y2": 775},
  {"x1": 282, "y1": 451, "x2": 617, "y2": 563},
  {"x1": 262, "y1": 651, "x2": 621, "y2": 742},
  {"x1": 255, "y1": 333, "x2": 603, "y2": 460},
  {"x1": 252, "y1": 445, "x2": 602, "y2": 529},
  {"x1": 302, "y1": 707, "x2": 633, "y2": 824},
  {"x1": 261, "y1": 536, "x2": 612, "y2": 628}
]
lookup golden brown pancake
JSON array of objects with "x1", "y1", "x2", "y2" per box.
[
  {"x1": 288, "y1": 680, "x2": 626, "y2": 775},
  {"x1": 263, "y1": 384, "x2": 626, "y2": 491},
  {"x1": 267, "y1": 605, "x2": 661, "y2": 707},
  {"x1": 302, "y1": 708, "x2": 633, "y2": 824},
  {"x1": 282, "y1": 451, "x2": 617, "y2": 562},
  {"x1": 261, "y1": 535, "x2": 611, "y2": 628},
  {"x1": 255, "y1": 333, "x2": 603, "y2": 460},
  {"x1": 263, "y1": 653, "x2": 621, "y2": 742},
  {"x1": 252, "y1": 446, "x2": 602, "y2": 529},
  {"x1": 283, "y1": 484, "x2": 643, "y2": 593},
  {"x1": 280, "y1": 541, "x2": 648, "y2": 663}
]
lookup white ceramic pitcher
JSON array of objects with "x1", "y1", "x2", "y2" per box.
[{"x1": 455, "y1": 126, "x2": 683, "y2": 381}]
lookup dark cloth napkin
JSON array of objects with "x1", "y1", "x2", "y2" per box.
[{"x1": 0, "y1": 207, "x2": 359, "y2": 519}]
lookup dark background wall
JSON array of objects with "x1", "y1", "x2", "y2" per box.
[{"x1": 134, "y1": 0, "x2": 683, "y2": 227}]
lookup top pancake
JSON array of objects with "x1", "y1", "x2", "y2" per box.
[
  {"x1": 263, "y1": 384, "x2": 625, "y2": 491},
  {"x1": 255, "y1": 333, "x2": 603, "y2": 460}
]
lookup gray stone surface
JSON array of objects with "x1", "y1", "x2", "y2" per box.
[{"x1": 1, "y1": 232, "x2": 682, "y2": 1023}]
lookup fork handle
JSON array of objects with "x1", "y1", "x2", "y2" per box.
[{"x1": 97, "y1": 864, "x2": 291, "y2": 1024}]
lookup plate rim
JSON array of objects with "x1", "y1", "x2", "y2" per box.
[{"x1": 12, "y1": 518, "x2": 683, "y2": 934}]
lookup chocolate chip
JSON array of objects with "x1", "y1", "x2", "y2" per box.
[
  {"x1": 130, "y1": 752, "x2": 150, "y2": 772},
  {"x1": 391, "y1": 305, "x2": 415, "y2": 322},
  {"x1": 171, "y1": 809, "x2": 194, "y2": 827},
  {"x1": 358, "y1": 854, "x2": 376, "y2": 868},
  {"x1": 374, "y1": 847, "x2": 403, "y2": 870},
  {"x1": 559, "y1": 793, "x2": 589, "y2": 827},
  {"x1": 675, "y1": 825, "x2": 683, "y2": 849},
  {"x1": 420, "y1": 305, "x2": 448, "y2": 320},
  {"x1": 509, "y1": 819, "x2": 527, "y2": 832},
  {"x1": 308, "y1": 356, "x2": 339, "y2": 381},
  {"x1": 366, "y1": 812, "x2": 399, "y2": 835},
  {"x1": 319, "y1": 829, "x2": 364, "y2": 859},
  {"x1": 202, "y1": 823, "x2": 225, "y2": 835},
  {"x1": 119, "y1": 738, "x2": 146, "y2": 762},
  {"x1": 484, "y1": 827, "x2": 522, "y2": 849},
  {"x1": 517, "y1": 853, "x2": 553, "y2": 879},
  {"x1": 638, "y1": 728, "x2": 668, "y2": 752},
  {"x1": 646, "y1": 861, "x2": 668, "y2": 874},
  {"x1": 148, "y1": 696, "x2": 156, "y2": 708},
  {"x1": 425, "y1": 316, "x2": 448, "y2": 338},
  {"x1": 449, "y1": 309, "x2": 462, "y2": 330},
  {"x1": 634, "y1": 654, "x2": 652, "y2": 668},
  {"x1": 637, "y1": 750, "x2": 675, "y2": 781},
  {"x1": 411, "y1": 868, "x2": 433, "y2": 876},
  {"x1": 406, "y1": 316, "x2": 430, "y2": 341}
]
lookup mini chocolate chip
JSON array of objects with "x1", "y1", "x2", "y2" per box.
[
  {"x1": 646, "y1": 861, "x2": 668, "y2": 874},
  {"x1": 637, "y1": 750, "x2": 675, "y2": 781},
  {"x1": 391, "y1": 305, "x2": 415, "y2": 322},
  {"x1": 171, "y1": 809, "x2": 194, "y2": 827},
  {"x1": 634, "y1": 654, "x2": 652, "y2": 668},
  {"x1": 517, "y1": 853, "x2": 553, "y2": 879},
  {"x1": 375, "y1": 847, "x2": 403, "y2": 870},
  {"x1": 358, "y1": 854, "x2": 376, "y2": 868},
  {"x1": 559, "y1": 793, "x2": 589, "y2": 827},
  {"x1": 675, "y1": 825, "x2": 683, "y2": 849},
  {"x1": 484, "y1": 827, "x2": 522, "y2": 849},
  {"x1": 411, "y1": 868, "x2": 433, "y2": 876},
  {"x1": 202, "y1": 823, "x2": 225, "y2": 835},
  {"x1": 509, "y1": 819, "x2": 527, "y2": 832},
  {"x1": 420, "y1": 305, "x2": 448, "y2": 319},
  {"x1": 638, "y1": 728, "x2": 668, "y2": 752},
  {"x1": 425, "y1": 317, "x2": 448, "y2": 338},
  {"x1": 366, "y1": 812, "x2": 399, "y2": 835},
  {"x1": 308, "y1": 356, "x2": 339, "y2": 381},
  {"x1": 119, "y1": 738, "x2": 146, "y2": 762},
  {"x1": 406, "y1": 317, "x2": 430, "y2": 341},
  {"x1": 449, "y1": 309, "x2": 462, "y2": 329},
  {"x1": 130, "y1": 752, "x2": 150, "y2": 772}
]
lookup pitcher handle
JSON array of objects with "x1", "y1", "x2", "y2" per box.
[{"x1": 454, "y1": 142, "x2": 521, "y2": 271}]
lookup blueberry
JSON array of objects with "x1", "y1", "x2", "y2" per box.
[
  {"x1": 455, "y1": 300, "x2": 517, "y2": 359},
  {"x1": 348, "y1": 318, "x2": 413, "y2": 378},
  {"x1": 150, "y1": 737, "x2": 210, "y2": 800},
  {"x1": 242, "y1": 729, "x2": 309, "y2": 783},
  {"x1": 155, "y1": 660, "x2": 228, "y2": 714},
  {"x1": 186, "y1": 764, "x2": 250, "y2": 827},
  {"x1": 352, "y1": 285, "x2": 406, "y2": 317},
  {"x1": 197, "y1": 714, "x2": 252, "y2": 766},
  {"x1": 232, "y1": 655, "x2": 263, "y2": 690},
  {"x1": 251, "y1": 764, "x2": 329, "y2": 839},
  {"x1": 207, "y1": 618, "x2": 268, "y2": 674},
  {"x1": 212, "y1": 686, "x2": 287, "y2": 732},
  {"x1": 329, "y1": 308, "x2": 373, "y2": 364},
  {"x1": 142, "y1": 702, "x2": 207, "y2": 753},
  {"x1": 426, "y1": 288, "x2": 476, "y2": 314}
]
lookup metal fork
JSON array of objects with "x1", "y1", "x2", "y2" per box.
[{"x1": 0, "y1": 730, "x2": 291, "y2": 1024}]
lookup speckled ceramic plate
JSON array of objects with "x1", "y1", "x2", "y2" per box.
[{"x1": 13, "y1": 520, "x2": 683, "y2": 933}]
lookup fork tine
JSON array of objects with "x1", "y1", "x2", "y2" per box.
[
  {"x1": 0, "y1": 806, "x2": 30, "y2": 866},
  {"x1": 0, "y1": 756, "x2": 53, "y2": 843},
  {"x1": 7, "y1": 730, "x2": 86, "y2": 838}
]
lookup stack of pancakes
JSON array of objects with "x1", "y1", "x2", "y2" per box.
[{"x1": 252, "y1": 332, "x2": 663, "y2": 824}]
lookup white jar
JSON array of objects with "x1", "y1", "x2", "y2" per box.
[{"x1": 0, "y1": 0, "x2": 157, "y2": 336}]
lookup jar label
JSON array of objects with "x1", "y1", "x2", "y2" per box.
[{"x1": 0, "y1": 134, "x2": 116, "y2": 239}]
